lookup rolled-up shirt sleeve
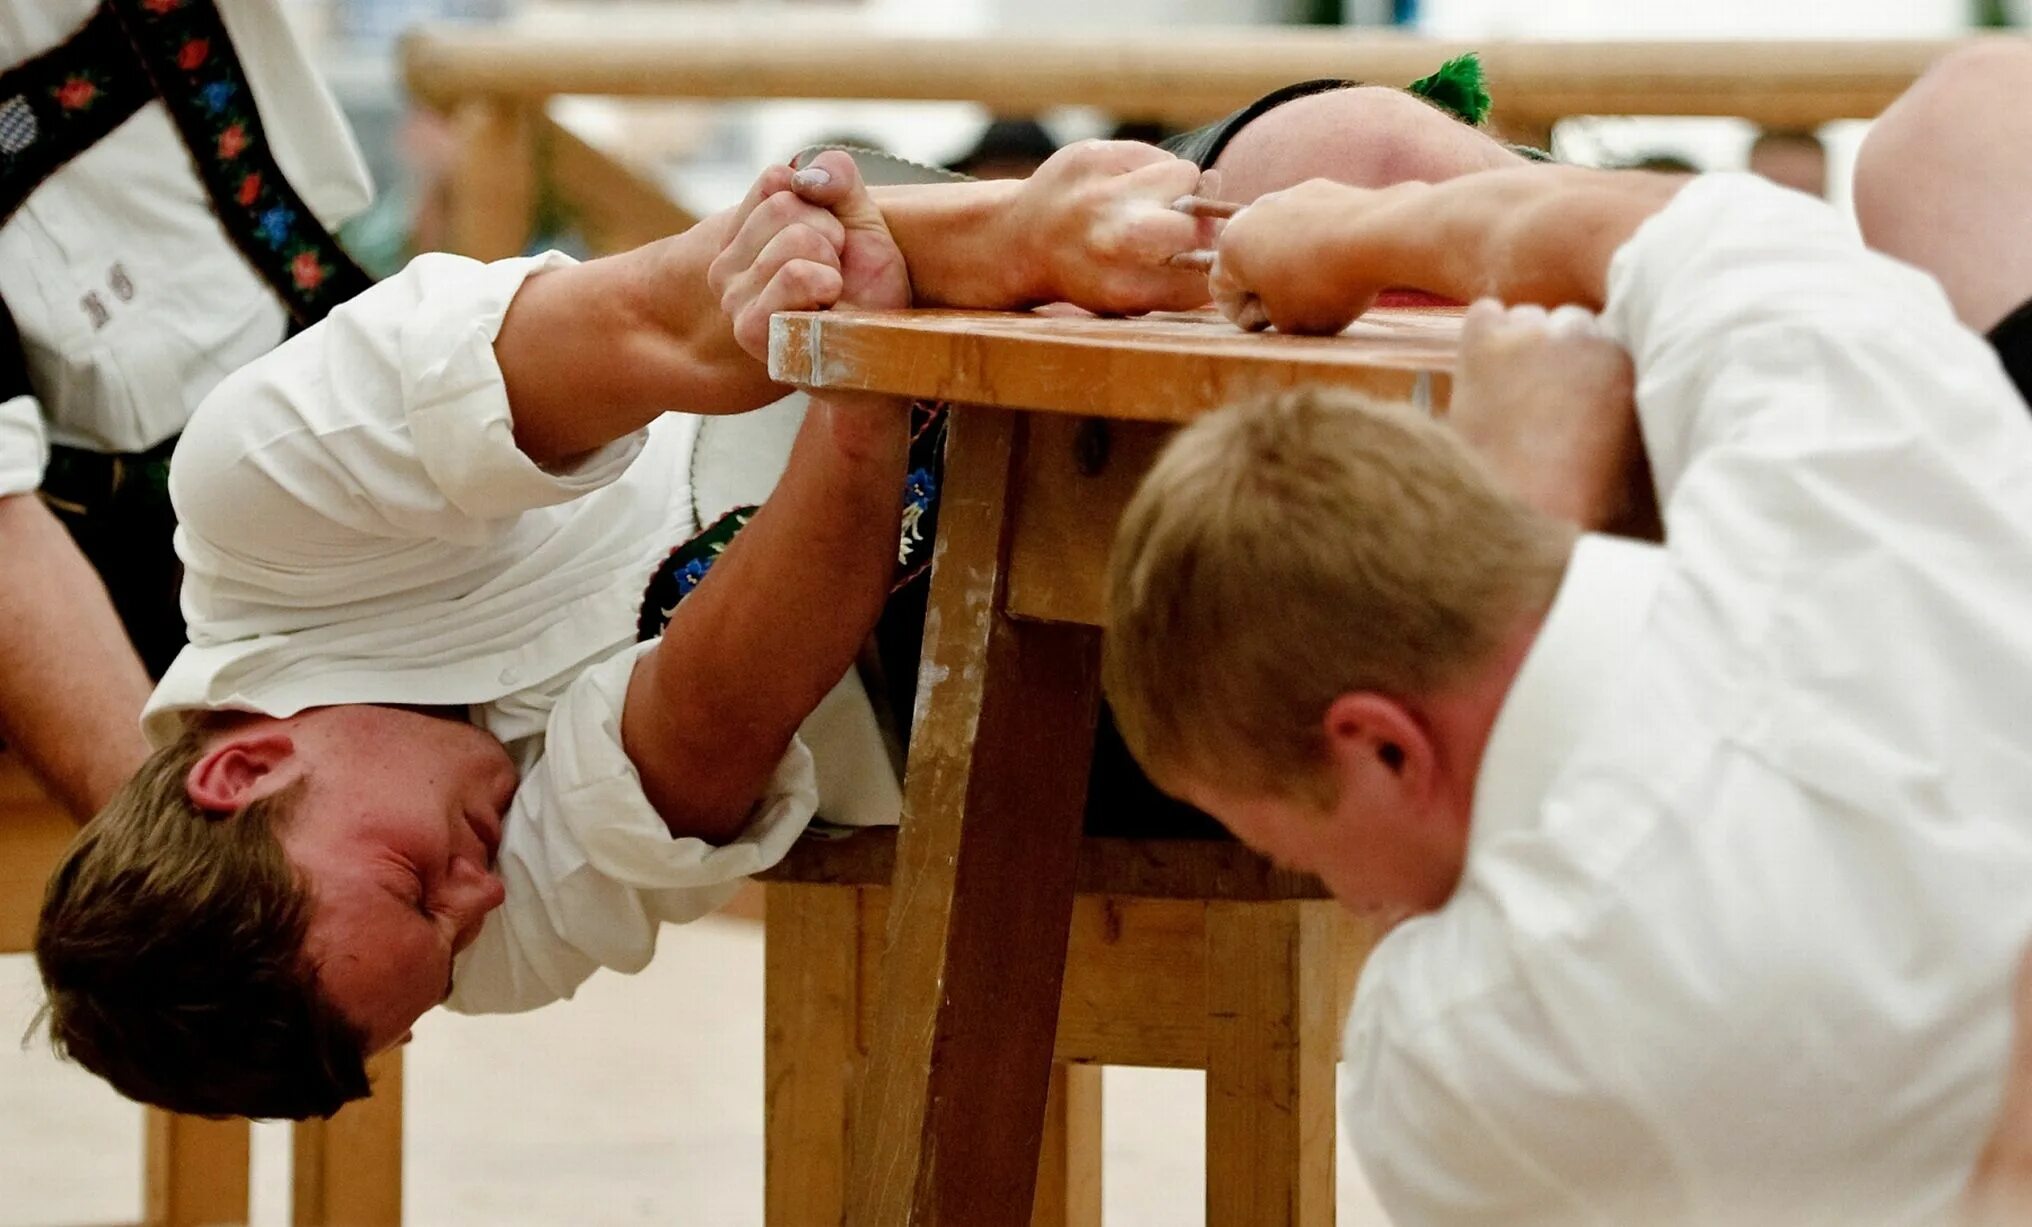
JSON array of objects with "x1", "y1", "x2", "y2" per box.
[
  {"x1": 447, "y1": 640, "x2": 821, "y2": 1015},
  {"x1": 0, "y1": 393, "x2": 48, "y2": 498}
]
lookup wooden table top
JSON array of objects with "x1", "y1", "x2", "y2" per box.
[{"x1": 767, "y1": 306, "x2": 1462, "y2": 423}]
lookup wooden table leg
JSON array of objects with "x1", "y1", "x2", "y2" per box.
[
  {"x1": 1205, "y1": 901, "x2": 1339, "y2": 1227},
  {"x1": 291, "y1": 1049, "x2": 405, "y2": 1226},
  {"x1": 765, "y1": 882, "x2": 864, "y2": 1227},
  {"x1": 1031, "y1": 1064, "x2": 1103, "y2": 1227},
  {"x1": 143, "y1": 1111, "x2": 249, "y2": 1227},
  {"x1": 847, "y1": 408, "x2": 1104, "y2": 1227}
]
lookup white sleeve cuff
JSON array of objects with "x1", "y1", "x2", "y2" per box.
[
  {"x1": 546, "y1": 640, "x2": 821, "y2": 890},
  {"x1": 399, "y1": 251, "x2": 646, "y2": 521},
  {"x1": 0, "y1": 394, "x2": 49, "y2": 498},
  {"x1": 446, "y1": 641, "x2": 821, "y2": 1015}
]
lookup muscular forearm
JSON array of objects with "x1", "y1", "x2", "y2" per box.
[
  {"x1": 494, "y1": 178, "x2": 1018, "y2": 466},
  {"x1": 0, "y1": 495, "x2": 153, "y2": 818},
  {"x1": 622, "y1": 395, "x2": 909, "y2": 841},
  {"x1": 873, "y1": 179, "x2": 1034, "y2": 308},
  {"x1": 496, "y1": 210, "x2": 784, "y2": 465},
  {"x1": 1337, "y1": 167, "x2": 1686, "y2": 310}
]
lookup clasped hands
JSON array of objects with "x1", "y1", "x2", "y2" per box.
[
  {"x1": 707, "y1": 141, "x2": 1219, "y2": 362},
  {"x1": 708, "y1": 145, "x2": 1429, "y2": 346}
]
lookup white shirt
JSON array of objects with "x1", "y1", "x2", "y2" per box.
[
  {"x1": 1344, "y1": 174, "x2": 2032, "y2": 1227},
  {"x1": 0, "y1": 0, "x2": 371, "y2": 493},
  {"x1": 152, "y1": 250, "x2": 901, "y2": 1015}
]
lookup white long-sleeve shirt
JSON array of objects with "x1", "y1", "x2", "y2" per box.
[
  {"x1": 0, "y1": 0, "x2": 370, "y2": 492},
  {"x1": 1344, "y1": 174, "x2": 2032, "y2": 1227},
  {"x1": 151, "y1": 251, "x2": 901, "y2": 1015}
]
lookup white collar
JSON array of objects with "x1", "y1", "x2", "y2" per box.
[{"x1": 1468, "y1": 534, "x2": 1668, "y2": 856}]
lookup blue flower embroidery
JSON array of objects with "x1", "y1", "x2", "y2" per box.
[
  {"x1": 898, "y1": 467, "x2": 938, "y2": 563},
  {"x1": 673, "y1": 557, "x2": 712, "y2": 597},
  {"x1": 256, "y1": 205, "x2": 296, "y2": 249},
  {"x1": 199, "y1": 80, "x2": 236, "y2": 115}
]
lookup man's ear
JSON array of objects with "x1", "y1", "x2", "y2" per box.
[
  {"x1": 1320, "y1": 692, "x2": 1436, "y2": 806},
  {"x1": 185, "y1": 728, "x2": 300, "y2": 814}
]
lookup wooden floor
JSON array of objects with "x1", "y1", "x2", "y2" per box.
[{"x1": 0, "y1": 915, "x2": 1396, "y2": 1226}]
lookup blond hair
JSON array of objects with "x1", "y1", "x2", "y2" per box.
[{"x1": 1103, "y1": 387, "x2": 1573, "y2": 802}]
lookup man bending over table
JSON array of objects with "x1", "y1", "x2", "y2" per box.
[
  {"x1": 33, "y1": 65, "x2": 1528, "y2": 1121},
  {"x1": 1104, "y1": 158, "x2": 2032, "y2": 1223}
]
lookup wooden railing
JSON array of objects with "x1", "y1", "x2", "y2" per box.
[{"x1": 400, "y1": 25, "x2": 1988, "y2": 260}]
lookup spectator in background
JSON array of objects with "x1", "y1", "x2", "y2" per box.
[{"x1": 0, "y1": 0, "x2": 374, "y2": 819}]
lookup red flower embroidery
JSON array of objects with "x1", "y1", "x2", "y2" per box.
[
  {"x1": 55, "y1": 77, "x2": 97, "y2": 111},
  {"x1": 218, "y1": 124, "x2": 248, "y2": 160},
  {"x1": 141, "y1": 0, "x2": 183, "y2": 13},
  {"x1": 177, "y1": 39, "x2": 210, "y2": 72},
  {"x1": 236, "y1": 172, "x2": 262, "y2": 207},
  {"x1": 292, "y1": 252, "x2": 325, "y2": 291}
]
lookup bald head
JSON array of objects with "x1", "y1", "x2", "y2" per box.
[{"x1": 1211, "y1": 85, "x2": 1527, "y2": 204}]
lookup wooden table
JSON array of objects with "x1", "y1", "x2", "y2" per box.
[{"x1": 767, "y1": 305, "x2": 1460, "y2": 1227}]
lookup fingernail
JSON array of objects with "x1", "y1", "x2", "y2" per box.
[{"x1": 791, "y1": 166, "x2": 832, "y2": 191}]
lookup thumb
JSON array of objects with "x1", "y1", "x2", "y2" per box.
[{"x1": 791, "y1": 150, "x2": 889, "y2": 236}]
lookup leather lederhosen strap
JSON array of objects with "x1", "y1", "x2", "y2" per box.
[
  {"x1": 1, "y1": 0, "x2": 371, "y2": 325},
  {"x1": 1, "y1": 0, "x2": 375, "y2": 674},
  {"x1": 103, "y1": 0, "x2": 373, "y2": 326},
  {"x1": 0, "y1": 6, "x2": 154, "y2": 226}
]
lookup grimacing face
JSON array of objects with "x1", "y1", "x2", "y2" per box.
[{"x1": 213, "y1": 706, "x2": 520, "y2": 1052}]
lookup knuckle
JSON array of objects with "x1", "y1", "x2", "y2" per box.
[
  {"x1": 790, "y1": 225, "x2": 835, "y2": 263},
  {"x1": 757, "y1": 191, "x2": 804, "y2": 228},
  {"x1": 784, "y1": 260, "x2": 833, "y2": 298}
]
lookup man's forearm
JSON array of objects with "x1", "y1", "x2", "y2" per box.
[
  {"x1": 873, "y1": 179, "x2": 1034, "y2": 308},
  {"x1": 622, "y1": 396, "x2": 909, "y2": 841},
  {"x1": 501, "y1": 178, "x2": 1036, "y2": 466},
  {"x1": 497, "y1": 210, "x2": 785, "y2": 466},
  {"x1": 0, "y1": 495, "x2": 153, "y2": 818},
  {"x1": 1345, "y1": 167, "x2": 1685, "y2": 310}
]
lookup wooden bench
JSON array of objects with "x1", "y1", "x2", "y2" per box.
[{"x1": 761, "y1": 828, "x2": 1377, "y2": 1226}]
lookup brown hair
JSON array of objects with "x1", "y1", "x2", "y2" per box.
[
  {"x1": 34, "y1": 723, "x2": 370, "y2": 1120},
  {"x1": 1103, "y1": 387, "x2": 1573, "y2": 802}
]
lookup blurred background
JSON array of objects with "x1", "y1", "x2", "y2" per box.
[
  {"x1": 2, "y1": 1, "x2": 2025, "y2": 1223},
  {"x1": 285, "y1": 0, "x2": 2017, "y2": 272}
]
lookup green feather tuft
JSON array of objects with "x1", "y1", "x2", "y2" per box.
[{"x1": 1407, "y1": 52, "x2": 1492, "y2": 127}]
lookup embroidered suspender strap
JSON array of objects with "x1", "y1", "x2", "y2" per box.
[
  {"x1": 0, "y1": 6, "x2": 154, "y2": 227},
  {"x1": 637, "y1": 402, "x2": 950, "y2": 641},
  {"x1": 104, "y1": 0, "x2": 371, "y2": 327}
]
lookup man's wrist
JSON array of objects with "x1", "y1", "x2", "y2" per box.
[
  {"x1": 878, "y1": 178, "x2": 1038, "y2": 309},
  {"x1": 811, "y1": 394, "x2": 911, "y2": 468}
]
